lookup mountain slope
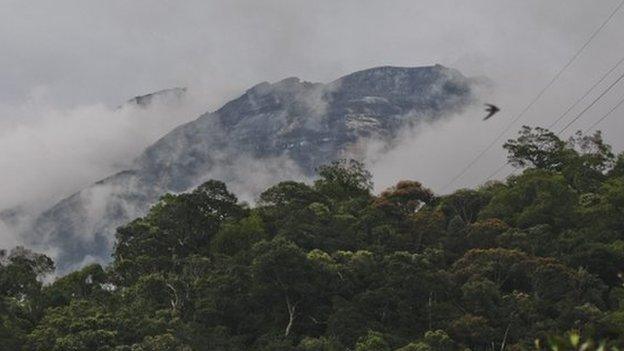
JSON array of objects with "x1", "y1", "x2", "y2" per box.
[{"x1": 27, "y1": 65, "x2": 477, "y2": 271}]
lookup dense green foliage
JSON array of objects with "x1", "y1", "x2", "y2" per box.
[{"x1": 2, "y1": 127, "x2": 624, "y2": 350}]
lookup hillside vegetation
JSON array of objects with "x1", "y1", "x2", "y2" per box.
[{"x1": 2, "y1": 126, "x2": 624, "y2": 350}]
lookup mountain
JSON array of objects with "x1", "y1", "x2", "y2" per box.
[
  {"x1": 6, "y1": 124, "x2": 624, "y2": 350},
  {"x1": 25, "y1": 65, "x2": 477, "y2": 272},
  {"x1": 122, "y1": 87, "x2": 187, "y2": 108}
]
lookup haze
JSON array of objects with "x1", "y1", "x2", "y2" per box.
[{"x1": 2, "y1": 0, "x2": 624, "y2": 214}]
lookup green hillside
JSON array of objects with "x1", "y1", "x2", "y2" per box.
[{"x1": 2, "y1": 126, "x2": 624, "y2": 350}]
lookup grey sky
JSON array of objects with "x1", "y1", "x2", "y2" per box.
[{"x1": 1, "y1": 0, "x2": 624, "y2": 211}]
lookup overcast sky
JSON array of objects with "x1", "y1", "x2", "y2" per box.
[{"x1": 2, "y1": 0, "x2": 624, "y2": 212}]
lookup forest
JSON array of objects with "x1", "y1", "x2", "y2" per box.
[{"x1": 2, "y1": 126, "x2": 624, "y2": 350}]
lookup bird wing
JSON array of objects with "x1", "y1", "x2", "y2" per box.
[{"x1": 483, "y1": 104, "x2": 499, "y2": 120}]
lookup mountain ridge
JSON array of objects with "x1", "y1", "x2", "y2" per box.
[{"x1": 22, "y1": 65, "x2": 478, "y2": 272}]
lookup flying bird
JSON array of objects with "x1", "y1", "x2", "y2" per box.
[{"x1": 483, "y1": 104, "x2": 500, "y2": 120}]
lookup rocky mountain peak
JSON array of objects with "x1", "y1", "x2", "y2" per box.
[
  {"x1": 123, "y1": 87, "x2": 187, "y2": 108},
  {"x1": 24, "y1": 65, "x2": 478, "y2": 272}
]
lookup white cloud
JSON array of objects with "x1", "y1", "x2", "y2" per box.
[
  {"x1": 2, "y1": 0, "x2": 624, "y2": 251},
  {"x1": 0, "y1": 89, "x2": 204, "y2": 212}
]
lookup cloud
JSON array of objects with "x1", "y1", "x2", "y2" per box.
[
  {"x1": 366, "y1": 104, "x2": 498, "y2": 194},
  {"x1": 2, "y1": 0, "x2": 624, "y2": 252},
  {"x1": 0, "y1": 89, "x2": 205, "y2": 213},
  {"x1": 197, "y1": 153, "x2": 308, "y2": 204},
  {"x1": 0, "y1": 221, "x2": 21, "y2": 249}
]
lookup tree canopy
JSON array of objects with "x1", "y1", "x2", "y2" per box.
[{"x1": 2, "y1": 127, "x2": 624, "y2": 350}]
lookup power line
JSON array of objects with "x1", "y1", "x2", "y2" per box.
[
  {"x1": 547, "y1": 55, "x2": 624, "y2": 130},
  {"x1": 557, "y1": 70, "x2": 624, "y2": 134},
  {"x1": 584, "y1": 93, "x2": 624, "y2": 132},
  {"x1": 484, "y1": 163, "x2": 508, "y2": 182},
  {"x1": 487, "y1": 70, "x2": 624, "y2": 181},
  {"x1": 499, "y1": 93, "x2": 624, "y2": 179},
  {"x1": 441, "y1": 0, "x2": 624, "y2": 192}
]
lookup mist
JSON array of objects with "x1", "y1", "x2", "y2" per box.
[
  {"x1": 2, "y1": 0, "x2": 624, "y2": 251},
  {"x1": 0, "y1": 89, "x2": 205, "y2": 212}
]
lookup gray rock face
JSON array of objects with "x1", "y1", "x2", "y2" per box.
[
  {"x1": 26, "y1": 65, "x2": 476, "y2": 272},
  {"x1": 123, "y1": 87, "x2": 187, "y2": 108}
]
